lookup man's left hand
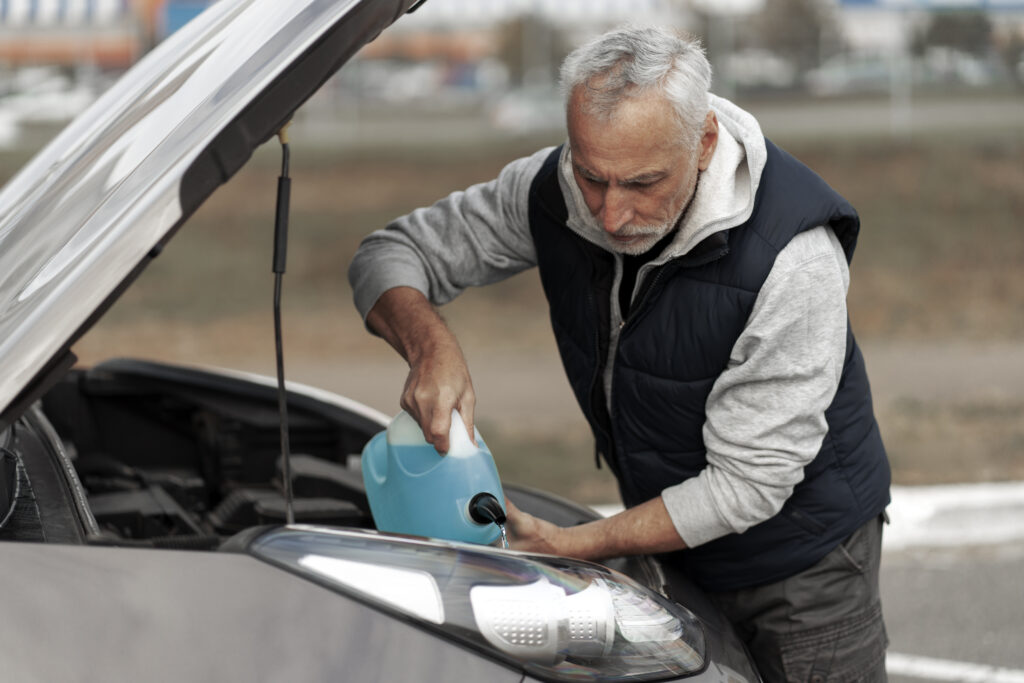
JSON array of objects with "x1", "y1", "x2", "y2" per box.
[
  {"x1": 504, "y1": 496, "x2": 688, "y2": 561},
  {"x1": 505, "y1": 499, "x2": 567, "y2": 555}
]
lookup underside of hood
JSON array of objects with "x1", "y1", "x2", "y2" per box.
[{"x1": 0, "y1": 0, "x2": 421, "y2": 430}]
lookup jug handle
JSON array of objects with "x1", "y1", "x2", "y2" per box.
[
  {"x1": 447, "y1": 409, "x2": 477, "y2": 458},
  {"x1": 362, "y1": 432, "x2": 388, "y2": 485}
]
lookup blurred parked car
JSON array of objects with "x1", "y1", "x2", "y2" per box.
[
  {"x1": 488, "y1": 85, "x2": 565, "y2": 134},
  {"x1": 0, "y1": 65, "x2": 99, "y2": 149},
  {"x1": 0, "y1": 1, "x2": 761, "y2": 681},
  {"x1": 804, "y1": 53, "x2": 894, "y2": 96},
  {"x1": 720, "y1": 49, "x2": 798, "y2": 92},
  {"x1": 918, "y1": 47, "x2": 997, "y2": 87}
]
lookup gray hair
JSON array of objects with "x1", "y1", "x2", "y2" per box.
[{"x1": 560, "y1": 26, "x2": 712, "y2": 144}]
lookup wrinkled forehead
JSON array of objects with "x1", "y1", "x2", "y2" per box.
[
  {"x1": 567, "y1": 117, "x2": 698, "y2": 186},
  {"x1": 569, "y1": 88, "x2": 690, "y2": 151},
  {"x1": 571, "y1": 85, "x2": 698, "y2": 150}
]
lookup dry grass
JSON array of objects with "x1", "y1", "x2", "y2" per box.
[
  {"x1": 883, "y1": 397, "x2": 1024, "y2": 485},
  {"x1": 2, "y1": 126, "x2": 1023, "y2": 502}
]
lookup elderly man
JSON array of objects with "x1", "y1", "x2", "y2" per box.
[{"x1": 349, "y1": 26, "x2": 891, "y2": 681}]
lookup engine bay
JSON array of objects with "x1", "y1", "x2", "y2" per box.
[
  {"x1": 0, "y1": 357, "x2": 606, "y2": 555},
  {"x1": 36, "y1": 359, "x2": 381, "y2": 547}
]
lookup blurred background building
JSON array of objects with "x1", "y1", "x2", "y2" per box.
[{"x1": 1, "y1": 0, "x2": 1022, "y2": 150}]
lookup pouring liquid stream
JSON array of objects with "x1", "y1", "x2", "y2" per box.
[{"x1": 497, "y1": 523, "x2": 509, "y2": 550}]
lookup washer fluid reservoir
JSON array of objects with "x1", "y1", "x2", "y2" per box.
[{"x1": 361, "y1": 409, "x2": 506, "y2": 545}]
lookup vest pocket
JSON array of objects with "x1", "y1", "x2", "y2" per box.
[{"x1": 782, "y1": 504, "x2": 828, "y2": 536}]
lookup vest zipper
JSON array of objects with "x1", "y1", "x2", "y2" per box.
[
  {"x1": 621, "y1": 264, "x2": 673, "y2": 335},
  {"x1": 584, "y1": 260, "x2": 619, "y2": 477},
  {"x1": 599, "y1": 267, "x2": 668, "y2": 491},
  {"x1": 586, "y1": 287, "x2": 608, "y2": 470},
  {"x1": 622, "y1": 238, "x2": 731, "y2": 335}
]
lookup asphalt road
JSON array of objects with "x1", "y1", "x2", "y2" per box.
[{"x1": 883, "y1": 542, "x2": 1024, "y2": 682}]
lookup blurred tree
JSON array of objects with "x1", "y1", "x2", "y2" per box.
[
  {"x1": 911, "y1": 11, "x2": 993, "y2": 57},
  {"x1": 998, "y1": 31, "x2": 1024, "y2": 87},
  {"x1": 749, "y1": 0, "x2": 841, "y2": 73},
  {"x1": 496, "y1": 15, "x2": 571, "y2": 89}
]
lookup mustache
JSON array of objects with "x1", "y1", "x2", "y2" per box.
[{"x1": 610, "y1": 224, "x2": 666, "y2": 238}]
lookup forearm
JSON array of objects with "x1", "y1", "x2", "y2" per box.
[
  {"x1": 348, "y1": 150, "x2": 547, "y2": 321},
  {"x1": 509, "y1": 496, "x2": 686, "y2": 561},
  {"x1": 365, "y1": 286, "x2": 476, "y2": 452},
  {"x1": 569, "y1": 497, "x2": 687, "y2": 560},
  {"x1": 365, "y1": 286, "x2": 455, "y2": 365}
]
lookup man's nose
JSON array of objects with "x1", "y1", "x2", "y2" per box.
[{"x1": 599, "y1": 186, "x2": 633, "y2": 234}]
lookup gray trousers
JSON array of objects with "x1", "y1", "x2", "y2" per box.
[{"x1": 708, "y1": 515, "x2": 888, "y2": 683}]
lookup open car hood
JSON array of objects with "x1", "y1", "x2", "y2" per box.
[{"x1": 0, "y1": 0, "x2": 421, "y2": 429}]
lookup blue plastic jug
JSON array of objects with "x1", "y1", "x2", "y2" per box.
[{"x1": 361, "y1": 409, "x2": 506, "y2": 545}]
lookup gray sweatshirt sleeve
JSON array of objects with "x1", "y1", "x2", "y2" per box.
[
  {"x1": 662, "y1": 226, "x2": 851, "y2": 548},
  {"x1": 348, "y1": 147, "x2": 553, "y2": 319}
]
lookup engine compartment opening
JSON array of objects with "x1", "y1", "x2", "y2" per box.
[{"x1": 38, "y1": 359, "x2": 382, "y2": 548}]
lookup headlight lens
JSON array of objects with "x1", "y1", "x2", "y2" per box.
[{"x1": 249, "y1": 526, "x2": 705, "y2": 681}]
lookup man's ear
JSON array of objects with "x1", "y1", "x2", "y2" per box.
[{"x1": 697, "y1": 112, "x2": 719, "y2": 172}]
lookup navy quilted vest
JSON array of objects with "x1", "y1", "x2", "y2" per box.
[{"x1": 527, "y1": 141, "x2": 890, "y2": 591}]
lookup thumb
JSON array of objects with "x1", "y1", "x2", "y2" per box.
[{"x1": 503, "y1": 499, "x2": 526, "y2": 527}]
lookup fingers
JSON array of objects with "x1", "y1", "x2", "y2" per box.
[
  {"x1": 503, "y1": 499, "x2": 534, "y2": 538},
  {"x1": 424, "y1": 404, "x2": 453, "y2": 454},
  {"x1": 501, "y1": 500, "x2": 574, "y2": 556},
  {"x1": 400, "y1": 365, "x2": 475, "y2": 454},
  {"x1": 366, "y1": 288, "x2": 479, "y2": 453},
  {"x1": 400, "y1": 388, "x2": 454, "y2": 453}
]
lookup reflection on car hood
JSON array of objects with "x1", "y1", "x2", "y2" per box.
[{"x1": 0, "y1": 0, "x2": 417, "y2": 428}]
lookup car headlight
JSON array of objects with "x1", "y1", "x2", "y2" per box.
[{"x1": 248, "y1": 526, "x2": 705, "y2": 681}]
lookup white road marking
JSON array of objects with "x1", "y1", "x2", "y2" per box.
[
  {"x1": 884, "y1": 482, "x2": 1024, "y2": 551},
  {"x1": 887, "y1": 653, "x2": 1024, "y2": 682},
  {"x1": 591, "y1": 503, "x2": 623, "y2": 518}
]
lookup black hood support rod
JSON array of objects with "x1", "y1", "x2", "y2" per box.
[{"x1": 273, "y1": 124, "x2": 294, "y2": 525}]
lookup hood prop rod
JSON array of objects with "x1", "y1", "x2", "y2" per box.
[{"x1": 273, "y1": 123, "x2": 295, "y2": 525}]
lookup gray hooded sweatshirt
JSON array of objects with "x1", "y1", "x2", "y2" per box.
[{"x1": 349, "y1": 95, "x2": 850, "y2": 549}]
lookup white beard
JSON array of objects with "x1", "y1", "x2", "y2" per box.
[
  {"x1": 578, "y1": 204, "x2": 685, "y2": 256},
  {"x1": 578, "y1": 170, "x2": 698, "y2": 256}
]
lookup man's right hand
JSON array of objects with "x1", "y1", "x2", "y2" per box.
[{"x1": 364, "y1": 287, "x2": 476, "y2": 453}]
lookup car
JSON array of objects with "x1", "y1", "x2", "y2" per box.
[{"x1": 0, "y1": 1, "x2": 761, "y2": 681}]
